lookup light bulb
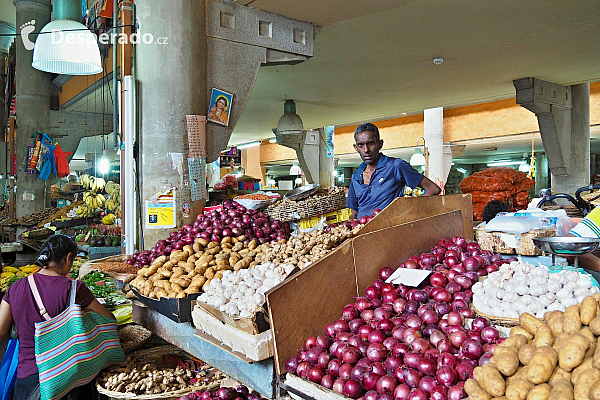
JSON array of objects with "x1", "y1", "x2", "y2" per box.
[{"x1": 98, "y1": 156, "x2": 109, "y2": 174}]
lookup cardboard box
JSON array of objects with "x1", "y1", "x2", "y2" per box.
[
  {"x1": 194, "y1": 301, "x2": 270, "y2": 335},
  {"x1": 266, "y1": 210, "x2": 468, "y2": 376},
  {"x1": 130, "y1": 287, "x2": 201, "y2": 323},
  {"x1": 191, "y1": 305, "x2": 273, "y2": 362}
]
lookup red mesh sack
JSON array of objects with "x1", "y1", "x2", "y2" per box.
[
  {"x1": 469, "y1": 190, "x2": 512, "y2": 203},
  {"x1": 515, "y1": 178, "x2": 535, "y2": 193},
  {"x1": 477, "y1": 167, "x2": 527, "y2": 184},
  {"x1": 513, "y1": 191, "x2": 530, "y2": 203},
  {"x1": 460, "y1": 175, "x2": 514, "y2": 193}
]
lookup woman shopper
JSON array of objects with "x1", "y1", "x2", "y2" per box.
[{"x1": 0, "y1": 235, "x2": 116, "y2": 399}]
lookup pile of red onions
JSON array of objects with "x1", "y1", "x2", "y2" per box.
[
  {"x1": 287, "y1": 237, "x2": 507, "y2": 399},
  {"x1": 129, "y1": 199, "x2": 290, "y2": 269},
  {"x1": 176, "y1": 385, "x2": 258, "y2": 400}
]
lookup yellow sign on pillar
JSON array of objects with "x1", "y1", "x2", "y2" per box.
[{"x1": 145, "y1": 189, "x2": 176, "y2": 229}]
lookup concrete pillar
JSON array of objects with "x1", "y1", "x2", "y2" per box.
[
  {"x1": 551, "y1": 83, "x2": 590, "y2": 194},
  {"x1": 424, "y1": 107, "x2": 452, "y2": 189},
  {"x1": 318, "y1": 127, "x2": 334, "y2": 187},
  {"x1": 136, "y1": 0, "x2": 206, "y2": 248},
  {"x1": 0, "y1": 22, "x2": 15, "y2": 138},
  {"x1": 13, "y1": 0, "x2": 52, "y2": 216},
  {"x1": 534, "y1": 153, "x2": 549, "y2": 195}
]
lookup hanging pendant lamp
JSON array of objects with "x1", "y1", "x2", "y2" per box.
[{"x1": 32, "y1": 0, "x2": 102, "y2": 75}]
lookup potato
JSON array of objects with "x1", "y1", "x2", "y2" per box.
[
  {"x1": 507, "y1": 366, "x2": 529, "y2": 385},
  {"x1": 580, "y1": 327, "x2": 596, "y2": 358},
  {"x1": 580, "y1": 296, "x2": 598, "y2": 325},
  {"x1": 474, "y1": 366, "x2": 485, "y2": 383},
  {"x1": 553, "y1": 333, "x2": 570, "y2": 354},
  {"x1": 533, "y1": 324, "x2": 554, "y2": 348},
  {"x1": 593, "y1": 338, "x2": 600, "y2": 369},
  {"x1": 563, "y1": 305, "x2": 582, "y2": 335},
  {"x1": 511, "y1": 327, "x2": 534, "y2": 341},
  {"x1": 574, "y1": 368, "x2": 600, "y2": 400},
  {"x1": 570, "y1": 357, "x2": 593, "y2": 384},
  {"x1": 519, "y1": 344, "x2": 536, "y2": 365},
  {"x1": 526, "y1": 383, "x2": 551, "y2": 400},
  {"x1": 590, "y1": 316, "x2": 600, "y2": 336},
  {"x1": 465, "y1": 379, "x2": 492, "y2": 400},
  {"x1": 548, "y1": 366, "x2": 571, "y2": 386},
  {"x1": 527, "y1": 346, "x2": 558, "y2": 384},
  {"x1": 505, "y1": 379, "x2": 534, "y2": 400},
  {"x1": 504, "y1": 334, "x2": 530, "y2": 349},
  {"x1": 548, "y1": 379, "x2": 573, "y2": 400},
  {"x1": 590, "y1": 380, "x2": 600, "y2": 400},
  {"x1": 496, "y1": 351, "x2": 520, "y2": 377},
  {"x1": 544, "y1": 311, "x2": 564, "y2": 336},
  {"x1": 483, "y1": 363, "x2": 506, "y2": 397},
  {"x1": 559, "y1": 334, "x2": 590, "y2": 371},
  {"x1": 520, "y1": 313, "x2": 545, "y2": 335}
]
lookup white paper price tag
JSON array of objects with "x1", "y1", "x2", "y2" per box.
[{"x1": 385, "y1": 268, "x2": 431, "y2": 287}]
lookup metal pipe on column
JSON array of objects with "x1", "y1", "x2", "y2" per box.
[{"x1": 123, "y1": 75, "x2": 136, "y2": 255}]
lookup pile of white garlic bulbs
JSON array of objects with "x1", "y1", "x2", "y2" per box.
[
  {"x1": 198, "y1": 262, "x2": 295, "y2": 317},
  {"x1": 472, "y1": 260, "x2": 599, "y2": 319}
]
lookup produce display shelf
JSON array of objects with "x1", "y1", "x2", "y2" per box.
[{"x1": 132, "y1": 301, "x2": 276, "y2": 399}]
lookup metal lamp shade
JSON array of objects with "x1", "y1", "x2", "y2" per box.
[
  {"x1": 410, "y1": 148, "x2": 426, "y2": 166},
  {"x1": 32, "y1": 20, "x2": 102, "y2": 75}
]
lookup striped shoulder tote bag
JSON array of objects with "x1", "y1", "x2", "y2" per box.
[{"x1": 28, "y1": 275, "x2": 125, "y2": 400}]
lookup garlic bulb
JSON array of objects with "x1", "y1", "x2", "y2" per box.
[
  {"x1": 199, "y1": 262, "x2": 294, "y2": 316},
  {"x1": 473, "y1": 260, "x2": 599, "y2": 319}
]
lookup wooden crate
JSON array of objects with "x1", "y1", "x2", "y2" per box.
[{"x1": 476, "y1": 225, "x2": 556, "y2": 256}]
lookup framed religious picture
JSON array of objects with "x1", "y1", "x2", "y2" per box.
[{"x1": 207, "y1": 88, "x2": 233, "y2": 126}]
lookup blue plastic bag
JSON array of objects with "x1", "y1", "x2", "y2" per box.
[{"x1": 0, "y1": 339, "x2": 19, "y2": 400}]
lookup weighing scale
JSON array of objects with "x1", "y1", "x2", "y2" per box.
[{"x1": 532, "y1": 236, "x2": 600, "y2": 269}]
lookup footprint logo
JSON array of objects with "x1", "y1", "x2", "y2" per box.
[{"x1": 20, "y1": 20, "x2": 35, "y2": 51}]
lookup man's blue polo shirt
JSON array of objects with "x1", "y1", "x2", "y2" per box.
[{"x1": 346, "y1": 154, "x2": 424, "y2": 219}]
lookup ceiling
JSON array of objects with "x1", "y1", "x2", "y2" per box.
[
  {"x1": 230, "y1": 0, "x2": 600, "y2": 145},
  {"x1": 0, "y1": 0, "x2": 15, "y2": 26}
]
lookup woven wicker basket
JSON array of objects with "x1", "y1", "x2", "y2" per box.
[
  {"x1": 476, "y1": 225, "x2": 556, "y2": 256},
  {"x1": 117, "y1": 324, "x2": 152, "y2": 353},
  {"x1": 266, "y1": 189, "x2": 346, "y2": 222},
  {"x1": 471, "y1": 305, "x2": 520, "y2": 326},
  {"x1": 96, "y1": 345, "x2": 223, "y2": 399}
]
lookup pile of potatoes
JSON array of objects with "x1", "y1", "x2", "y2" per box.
[
  {"x1": 467, "y1": 293, "x2": 600, "y2": 400},
  {"x1": 130, "y1": 236, "x2": 264, "y2": 299},
  {"x1": 255, "y1": 224, "x2": 362, "y2": 269}
]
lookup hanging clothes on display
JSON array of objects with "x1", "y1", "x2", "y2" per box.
[
  {"x1": 54, "y1": 144, "x2": 72, "y2": 178},
  {"x1": 38, "y1": 133, "x2": 56, "y2": 181}
]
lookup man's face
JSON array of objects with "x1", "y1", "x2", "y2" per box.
[{"x1": 354, "y1": 131, "x2": 383, "y2": 165}]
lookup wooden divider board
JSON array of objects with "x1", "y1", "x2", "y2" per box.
[
  {"x1": 266, "y1": 240, "x2": 358, "y2": 377},
  {"x1": 360, "y1": 194, "x2": 473, "y2": 240},
  {"x1": 353, "y1": 210, "x2": 464, "y2": 295},
  {"x1": 267, "y1": 210, "x2": 465, "y2": 376}
]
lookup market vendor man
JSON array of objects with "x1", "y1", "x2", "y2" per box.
[{"x1": 347, "y1": 123, "x2": 441, "y2": 220}]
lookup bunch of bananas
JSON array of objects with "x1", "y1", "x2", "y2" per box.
[
  {"x1": 76, "y1": 204, "x2": 98, "y2": 217},
  {"x1": 105, "y1": 181, "x2": 121, "y2": 213},
  {"x1": 80, "y1": 175, "x2": 106, "y2": 192},
  {"x1": 1, "y1": 265, "x2": 41, "y2": 291},
  {"x1": 83, "y1": 191, "x2": 105, "y2": 209}
]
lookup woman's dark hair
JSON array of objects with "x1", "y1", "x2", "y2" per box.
[
  {"x1": 482, "y1": 200, "x2": 510, "y2": 223},
  {"x1": 36, "y1": 235, "x2": 78, "y2": 267}
]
